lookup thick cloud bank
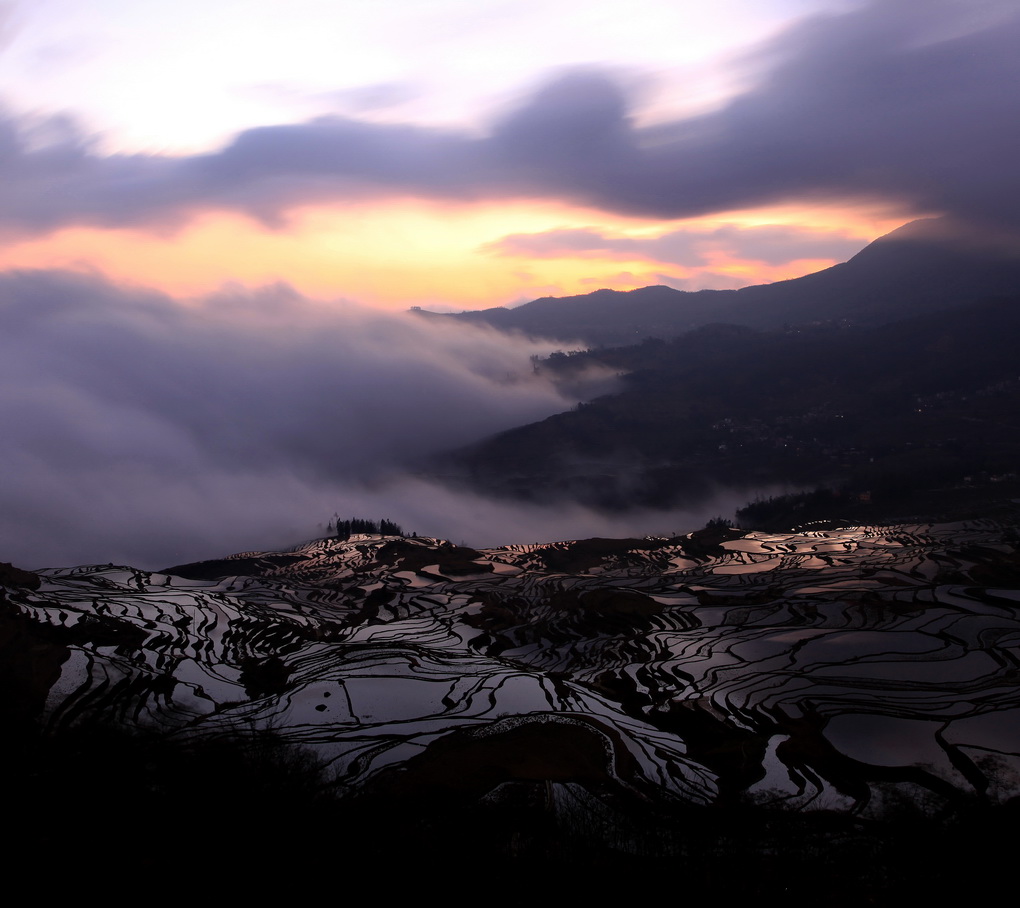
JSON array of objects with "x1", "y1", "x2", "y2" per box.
[
  {"x1": 484, "y1": 224, "x2": 866, "y2": 267},
  {"x1": 0, "y1": 270, "x2": 587, "y2": 567},
  {"x1": 0, "y1": 271, "x2": 787, "y2": 568},
  {"x1": 1, "y1": 0, "x2": 1017, "y2": 234}
]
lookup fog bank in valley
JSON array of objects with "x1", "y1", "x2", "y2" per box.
[{"x1": 0, "y1": 269, "x2": 752, "y2": 569}]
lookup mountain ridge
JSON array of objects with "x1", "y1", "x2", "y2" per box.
[
  {"x1": 420, "y1": 217, "x2": 1020, "y2": 345},
  {"x1": 437, "y1": 292, "x2": 1020, "y2": 511}
]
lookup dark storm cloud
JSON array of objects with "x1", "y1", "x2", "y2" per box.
[
  {"x1": 484, "y1": 224, "x2": 864, "y2": 266},
  {"x1": 0, "y1": 0, "x2": 1015, "y2": 234}
]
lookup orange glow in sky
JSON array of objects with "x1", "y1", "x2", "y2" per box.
[{"x1": 0, "y1": 199, "x2": 911, "y2": 310}]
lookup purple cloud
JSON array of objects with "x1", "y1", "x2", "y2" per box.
[
  {"x1": 484, "y1": 224, "x2": 864, "y2": 266},
  {"x1": 0, "y1": 1, "x2": 1015, "y2": 233}
]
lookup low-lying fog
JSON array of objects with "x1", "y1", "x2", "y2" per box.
[{"x1": 1, "y1": 269, "x2": 771, "y2": 569}]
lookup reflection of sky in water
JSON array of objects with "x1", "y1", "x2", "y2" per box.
[
  {"x1": 712, "y1": 558, "x2": 782, "y2": 575},
  {"x1": 345, "y1": 671, "x2": 560, "y2": 724},
  {"x1": 824, "y1": 713, "x2": 960, "y2": 779},
  {"x1": 946, "y1": 709, "x2": 1020, "y2": 751},
  {"x1": 345, "y1": 676, "x2": 466, "y2": 722},
  {"x1": 729, "y1": 629, "x2": 824, "y2": 661},
  {"x1": 814, "y1": 651, "x2": 999, "y2": 683},
  {"x1": 800, "y1": 630, "x2": 941, "y2": 661}
]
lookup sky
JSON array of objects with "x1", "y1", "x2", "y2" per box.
[
  {"x1": 1, "y1": 0, "x2": 998, "y2": 308},
  {"x1": 1, "y1": 0, "x2": 1017, "y2": 566}
]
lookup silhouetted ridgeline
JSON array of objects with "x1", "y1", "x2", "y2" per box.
[
  {"x1": 419, "y1": 217, "x2": 1020, "y2": 346},
  {"x1": 330, "y1": 515, "x2": 406, "y2": 539}
]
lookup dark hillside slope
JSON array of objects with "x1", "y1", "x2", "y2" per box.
[
  {"x1": 725, "y1": 216, "x2": 1020, "y2": 328},
  {"x1": 436, "y1": 296, "x2": 1020, "y2": 511},
  {"x1": 437, "y1": 284, "x2": 732, "y2": 347}
]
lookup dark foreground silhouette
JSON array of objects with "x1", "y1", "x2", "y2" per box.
[{"x1": 5, "y1": 718, "x2": 1017, "y2": 900}]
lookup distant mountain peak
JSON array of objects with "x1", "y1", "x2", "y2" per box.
[{"x1": 421, "y1": 216, "x2": 1020, "y2": 345}]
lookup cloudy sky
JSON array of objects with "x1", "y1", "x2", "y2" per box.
[
  {"x1": 1, "y1": 0, "x2": 1016, "y2": 566},
  {"x1": 4, "y1": 0, "x2": 1015, "y2": 307}
]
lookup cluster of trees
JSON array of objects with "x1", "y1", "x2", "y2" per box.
[
  {"x1": 329, "y1": 516, "x2": 407, "y2": 540},
  {"x1": 736, "y1": 489, "x2": 842, "y2": 530}
]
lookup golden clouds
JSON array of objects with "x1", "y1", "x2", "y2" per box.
[{"x1": 0, "y1": 199, "x2": 905, "y2": 309}]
